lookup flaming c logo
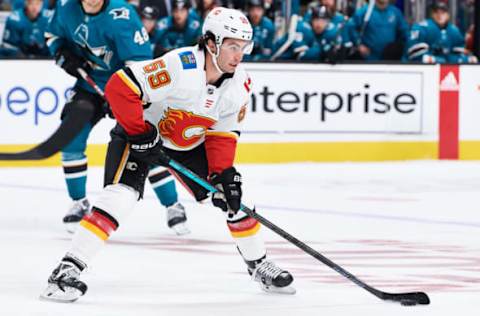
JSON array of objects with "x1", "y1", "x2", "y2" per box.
[{"x1": 158, "y1": 108, "x2": 216, "y2": 148}]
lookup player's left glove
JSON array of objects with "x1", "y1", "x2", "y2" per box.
[
  {"x1": 127, "y1": 121, "x2": 169, "y2": 165},
  {"x1": 55, "y1": 46, "x2": 91, "y2": 78},
  {"x1": 210, "y1": 167, "x2": 242, "y2": 217}
]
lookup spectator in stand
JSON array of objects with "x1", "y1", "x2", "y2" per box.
[
  {"x1": 243, "y1": 0, "x2": 274, "y2": 61},
  {"x1": 406, "y1": 1, "x2": 477, "y2": 64},
  {"x1": 0, "y1": 0, "x2": 50, "y2": 57},
  {"x1": 346, "y1": 0, "x2": 408, "y2": 61},
  {"x1": 299, "y1": 5, "x2": 345, "y2": 62},
  {"x1": 153, "y1": 0, "x2": 201, "y2": 57},
  {"x1": 139, "y1": 5, "x2": 161, "y2": 53}
]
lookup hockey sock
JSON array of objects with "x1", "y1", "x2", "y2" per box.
[
  {"x1": 62, "y1": 156, "x2": 88, "y2": 200},
  {"x1": 61, "y1": 123, "x2": 92, "y2": 200},
  {"x1": 226, "y1": 212, "x2": 266, "y2": 262},
  {"x1": 148, "y1": 166, "x2": 178, "y2": 207},
  {"x1": 67, "y1": 184, "x2": 139, "y2": 265}
]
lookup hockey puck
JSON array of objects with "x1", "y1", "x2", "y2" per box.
[{"x1": 400, "y1": 299, "x2": 418, "y2": 306}]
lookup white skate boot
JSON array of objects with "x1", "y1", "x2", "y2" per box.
[
  {"x1": 63, "y1": 198, "x2": 90, "y2": 233},
  {"x1": 250, "y1": 260, "x2": 296, "y2": 294},
  {"x1": 166, "y1": 202, "x2": 190, "y2": 235},
  {"x1": 40, "y1": 256, "x2": 87, "y2": 303}
]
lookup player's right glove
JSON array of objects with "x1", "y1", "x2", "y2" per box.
[
  {"x1": 55, "y1": 46, "x2": 90, "y2": 78},
  {"x1": 210, "y1": 167, "x2": 242, "y2": 218},
  {"x1": 127, "y1": 121, "x2": 169, "y2": 165}
]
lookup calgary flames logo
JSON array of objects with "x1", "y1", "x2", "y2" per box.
[{"x1": 158, "y1": 108, "x2": 216, "y2": 148}]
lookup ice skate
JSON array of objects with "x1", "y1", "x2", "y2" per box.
[
  {"x1": 63, "y1": 198, "x2": 90, "y2": 233},
  {"x1": 166, "y1": 202, "x2": 190, "y2": 235},
  {"x1": 250, "y1": 260, "x2": 296, "y2": 295},
  {"x1": 40, "y1": 257, "x2": 87, "y2": 303}
]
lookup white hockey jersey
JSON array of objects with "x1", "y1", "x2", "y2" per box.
[
  {"x1": 120, "y1": 45, "x2": 251, "y2": 151},
  {"x1": 105, "y1": 45, "x2": 252, "y2": 173}
]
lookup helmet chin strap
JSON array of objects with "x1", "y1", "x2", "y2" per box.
[{"x1": 206, "y1": 43, "x2": 225, "y2": 75}]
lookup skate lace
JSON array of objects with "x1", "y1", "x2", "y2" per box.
[
  {"x1": 167, "y1": 203, "x2": 185, "y2": 220},
  {"x1": 253, "y1": 261, "x2": 283, "y2": 285},
  {"x1": 66, "y1": 199, "x2": 89, "y2": 217},
  {"x1": 51, "y1": 262, "x2": 81, "y2": 283}
]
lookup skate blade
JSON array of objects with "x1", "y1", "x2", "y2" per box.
[
  {"x1": 170, "y1": 222, "x2": 191, "y2": 236},
  {"x1": 261, "y1": 284, "x2": 296, "y2": 295},
  {"x1": 64, "y1": 222, "x2": 79, "y2": 234},
  {"x1": 39, "y1": 284, "x2": 83, "y2": 303}
]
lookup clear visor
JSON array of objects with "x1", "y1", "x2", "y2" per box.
[{"x1": 221, "y1": 40, "x2": 254, "y2": 55}]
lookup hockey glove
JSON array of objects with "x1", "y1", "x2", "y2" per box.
[
  {"x1": 210, "y1": 167, "x2": 242, "y2": 217},
  {"x1": 55, "y1": 46, "x2": 90, "y2": 78},
  {"x1": 127, "y1": 121, "x2": 169, "y2": 165}
]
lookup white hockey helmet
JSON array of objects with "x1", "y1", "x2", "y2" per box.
[{"x1": 202, "y1": 7, "x2": 254, "y2": 55}]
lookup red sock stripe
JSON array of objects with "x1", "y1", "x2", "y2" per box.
[
  {"x1": 83, "y1": 210, "x2": 118, "y2": 237},
  {"x1": 227, "y1": 217, "x2": 258, "y2": 233}
]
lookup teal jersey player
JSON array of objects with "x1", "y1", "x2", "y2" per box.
[
  {"x1": 46, "y1": 0, "x2": 152, "y2": 92},
  {"x1": 244, "y1": 0, "x2": 275, "y2": 61},
  {"x1": 45, "y1": 0, "x2": 190, "y2": 236},
  {"x1": 406, "y1": 2, "x2": 477, "y2": 64},
  {"x1": 152, "y1": 0, "x2": 201, "y2": 57},
  {"x1": 1, "y1": 1, "x2": 51, "y2": 57}
]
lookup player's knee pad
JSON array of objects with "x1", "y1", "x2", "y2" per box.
[
  {"x1": 61, "y1": 99, "x2": 95, "y2": 121},
  {"x1": 91, "y1": 184, "x2": 139, "y2": 230}
]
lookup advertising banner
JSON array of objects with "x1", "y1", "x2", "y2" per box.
[{"x1": 244, "y1": 64, "x2": 425, "y2": 134}]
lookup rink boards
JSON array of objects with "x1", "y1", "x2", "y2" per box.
[{"x1": 0, "y1": 60, "x2": 479, "y2": 165}]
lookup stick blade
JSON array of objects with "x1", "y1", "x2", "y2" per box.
[
  {"x1": 383, "y1": 291, "x2": 430, "y2": 305},
  {"x1": 0, "y1": 102, "x2": 94, "y2": 161}
]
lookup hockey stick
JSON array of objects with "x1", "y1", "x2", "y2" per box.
[
  {"x1": 0, "y1": 68, "x2": 97, "y2": 160},
  {"x1": 163, "y1": 157, "x2": 430, "y2": 306},
  {"x1": 358, "y1": 0, "x2": 375, "y2": 42},
  {"x1": 270, "y1": 14, "x2": 299, "y2": 61}
]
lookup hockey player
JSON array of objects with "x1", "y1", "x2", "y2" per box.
[
  {"x1": 299, "y1": 5, "x2": 344, "y2": 62},
  {"x1": 303, "y1": 0, "x2": 346, "y2": 27},
  {"x1": 0, "y1": 0, "x2": 50, "y2": 57},
  {"x1": 140, "y1": 5, "x2": 160, "y2": 37},
  {"x1": 40, "y1": 7, "x2": 295, "y2": 302},
  {"x1": 45, "y1": 0, "x2": 189, "y2": 235},
  {"x1": 406, "y1": 1, "x2": 478, "y2": 64},
  {"x1": 152, "y1": 0, "x2": 201, "y2": 57},
  {"x1": 271, "y1": 17, "x2": 315, "y2": 60},
  {"x1": 346, "y1": 0, "x2": 408, "y2": 60},
  {"x1": 243, "y1": 0, "x2": 274, "y2": 61}
]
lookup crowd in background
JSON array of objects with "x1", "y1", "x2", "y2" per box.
[{"x1": 0, "y1": 0, "x2": 477, "y2": 63}]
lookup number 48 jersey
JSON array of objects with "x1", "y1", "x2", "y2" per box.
[
  {"x1": 105, "y1": 45, "x2": 253, "y2": 174},
  {"x1": 46, "y1": 0, "x2": 152, "y2": 92}
]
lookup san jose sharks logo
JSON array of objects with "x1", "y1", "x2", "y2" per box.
[
  {"x1": 73, "y1": 24, "x2": 113, "y2": 70},
  {"x1": 109, "y1": 7, "x2": 130, "y2": 20}
]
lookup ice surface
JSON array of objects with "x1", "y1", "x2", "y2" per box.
[{"x1": 0, "y1": 161, "x2": 479, "y2": 315}]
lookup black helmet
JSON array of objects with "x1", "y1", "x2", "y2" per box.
[
  {"x1": 172, "y1": 0, "x2": 191, "y2": 10},
  {"x1": 311, "y1": 5, "x2": 331, "y2": 20},
  {"x1": 141, "y1": 6, "x2": 160, "y2": 20},
  {"x1": 247, "y1": 0, "x2": 264, "y2": 7},
  {"x1": 430, "y1": 1, "x2": 449, "y2": 12}
]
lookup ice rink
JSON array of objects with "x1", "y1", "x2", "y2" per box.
[{"x1": 0, "y1": 161, "x2": 479, "y2": 316}]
